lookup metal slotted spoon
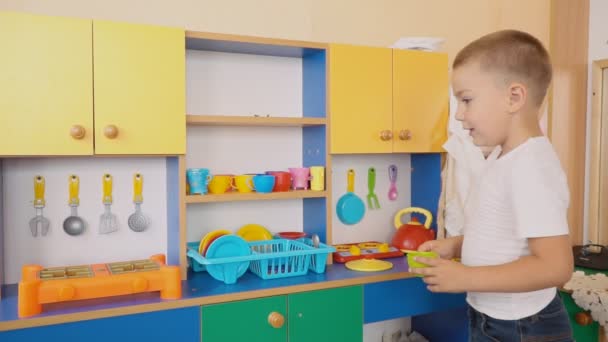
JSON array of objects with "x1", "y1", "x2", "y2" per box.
[
  {"x1": 99, "y1": 174, "x2": 118, "y2": 234},
  {"x1": 128, "y1": 173, "x2": 150, "y2": 232}
]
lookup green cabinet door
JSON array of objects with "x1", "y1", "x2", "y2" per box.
[
  {"x1": 202, "y1": 296, "x2": 287, "y2": 342},
  {"x1": 288, "y1": 286, "x2": 363, "y2": 342}
]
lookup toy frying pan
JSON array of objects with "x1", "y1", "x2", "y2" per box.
[{"x1": 336, "y1": 169, "x2": 365, "y2": 225}]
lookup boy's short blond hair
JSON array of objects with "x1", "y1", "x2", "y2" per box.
[{"x1": 453, "y1": 29, "x2": 552, "y2": 107}]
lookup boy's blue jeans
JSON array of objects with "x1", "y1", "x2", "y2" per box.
[{"x1": 468, "y1": 293, "x2": 573, "y2": 341}]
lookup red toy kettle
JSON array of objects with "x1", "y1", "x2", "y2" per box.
[{"x1": 391, "y1": 207, "x2": 435, "y2": 251}]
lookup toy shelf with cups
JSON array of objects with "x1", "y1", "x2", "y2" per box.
[{"x1": 178, "y1": 31, "x2": 332, "y2": 281}]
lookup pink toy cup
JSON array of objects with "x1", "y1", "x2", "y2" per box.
[{"x1": 288, "y1": 167, "x2": 310, "y2": 190}]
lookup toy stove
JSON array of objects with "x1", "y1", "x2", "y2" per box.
[
  {"x1": 332, "y1": 241, "x2": 403, "y2": 263},
  {"x1": 18, "y1": 254, "x2": 181, "y2": 318}
]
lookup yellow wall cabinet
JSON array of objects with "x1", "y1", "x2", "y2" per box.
[
  {"x1": 0, "y1": 12, "x2": 185, "y2": 156},
  {"x1": 329, "y1": 44, "x2": 448, "y2": 154}
]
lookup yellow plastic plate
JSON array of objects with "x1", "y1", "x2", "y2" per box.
[
  {"x1": 198, "y1": 229, "x2": 232, "y2": 255},
  {"x1": 345, "y1": 258, "x2": 393, "y2": 272},
  {"x1": 236, "y1": 224, "x2": 273, "y2": 242}
]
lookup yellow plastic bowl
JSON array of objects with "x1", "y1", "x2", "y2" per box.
[{"x1": 406, "y1": 251, "x2": 438, "y2": 268}]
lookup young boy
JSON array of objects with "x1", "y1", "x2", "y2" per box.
[{"x1": 412, "y1": 30, "x2": 574, "y2": 341}]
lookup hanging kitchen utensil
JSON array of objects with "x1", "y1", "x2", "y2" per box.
[
  {"x1": 62, "y1": 175, "x2": 86, "y2": 236},
  {"x1": 366, "y1": 167, "x2": 380, "y2": 209},
  {"x1": 128, "y1": 173, "x2": 150, "y2": 232},
  {"x1": 391, "y1": 207, "x2": 435, "y2": 251},
  {"x1": 99, "y1": 173, "x2": 118, "y2": 234},
  {"x1": 28, "y1": 175, "x2": 50, "y2": 237},
  {"x1": 388, "y1": 165, "x2": 398, "y2": 201},
  {"x1": 336, "y1": 169, "x2": 365, "y2": 225}
]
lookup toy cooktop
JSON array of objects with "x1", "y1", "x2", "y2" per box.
[
  {"x1": 18, "y1": 254, "x2": 181, "y2": 318},
  {"x1": 332, "y1": 241, "x2": 403, "y2": 263}
]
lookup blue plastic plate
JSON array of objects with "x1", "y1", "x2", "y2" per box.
[{"x1": 205, "y1": 235, "x2": 251, "y2": 284}]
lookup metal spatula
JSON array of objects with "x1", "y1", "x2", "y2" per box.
[
  {"x1": 99, "y1": 174, "x2": 118, "y2": 234},
  {"x1": 29, "y1": 175, "x2": 50, "y2": 237},
  {"x1": 128, "y1": 173, "x2": 149, "y2": 232}
]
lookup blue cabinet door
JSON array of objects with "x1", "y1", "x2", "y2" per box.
[{"x1": 0, "y1": 307, "x2": 200, "y2": 342}]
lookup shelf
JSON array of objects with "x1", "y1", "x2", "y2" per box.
[
  {"x1": 186, "y1": 190, "x2": 327, "y2": 203},
  {"x1": 185, "y1": 31, "x2": 326, "y2": 58},
  {"x1": 186, "y1": 115, "x2": 326, "y2": 127}
]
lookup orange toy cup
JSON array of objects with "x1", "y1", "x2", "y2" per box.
[{"x1": 267, "y1": 171, "x2": 291, "y2": 192}]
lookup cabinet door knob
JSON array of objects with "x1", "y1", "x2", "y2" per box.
[
  {"x1": 70, "y1": 125, "x2": 86, "y2": 140},
  {"x1": 379, "y1": 130, "x2": 393, "y2": 141},
  {"x1": 399, "y1": 129, "x2": 412, "y2": 141},
  {"x1": 104, "y1": 125, "x2": 119, "y2": 139},
  {"x1": 574, "y1": 312, "x2": 593, "y2": 326},
  {"x1": 267, "y1": 311, "x2": 285, "y2": 329}
]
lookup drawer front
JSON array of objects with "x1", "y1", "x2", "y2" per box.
[
  {"x1": 0, "y1": 307, "x2": 200, "y2": 342},
  {"x1": 364, "y1": 278, "x2": 466, "y2": 323}
]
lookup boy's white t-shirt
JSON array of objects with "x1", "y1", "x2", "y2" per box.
[{"x1": 461, "y1": 136, "x2": 570, "y2": 320}]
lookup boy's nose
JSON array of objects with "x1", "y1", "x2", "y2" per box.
[{"x1": 454, "y1": 107, "x2": 465, "y2": 121}]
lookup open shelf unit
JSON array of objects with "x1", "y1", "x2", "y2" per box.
[{"x1": 172, "y1": 31, "x2": 332, "y2": 278}]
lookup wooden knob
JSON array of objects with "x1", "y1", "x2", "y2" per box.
[
  {"x1": 399, "y1": 129, "x2": 412, "y2": 141},
  {"x1": 104, "y1": 125, "x2": 119, "y2": 139},
  {"x1": 379, "y1": 130, "x2": 393, "y2": 141},
  {"x1": 574, "y1": 312, "x2": 593, "y2": 326},
  {"x1": 70, "y1": 125, "x2": 86, "y2": 139},
  {"x1": 267, "y1": 311, "x2": 285, "y2": 329}
]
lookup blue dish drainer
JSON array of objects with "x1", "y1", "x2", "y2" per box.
[{"x1": 187, "y1": 237, "x2": 335, "y2": 284}]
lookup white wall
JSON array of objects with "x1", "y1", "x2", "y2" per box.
[
  {"x1": 331, "y1": 154, "x2": 412, "y2": 245},
  {"x1": 583, "y1": 0, "x2": 608, "y2": 242},
  {"x1": 2, "y1": 158, "x2": 168, "y2": 284},
  {"x1": 0, "y1": 0, "x2": 552, "y2": 66}
]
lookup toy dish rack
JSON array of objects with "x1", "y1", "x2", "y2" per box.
[{"x1": 187, "y1": 238, "x2": 335, "y2": 284}]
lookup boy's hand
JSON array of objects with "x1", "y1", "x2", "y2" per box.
[
  {"x1": 409, "y1": 257, "x2": 470, "y2": 293},
  {"x1": 417, "y1": 236, "x2": 462, "y2": 260}
]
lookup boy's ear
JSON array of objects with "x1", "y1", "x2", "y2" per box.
[{"x1": 507, "y1": 83, "x2": 527, "y2": 113}]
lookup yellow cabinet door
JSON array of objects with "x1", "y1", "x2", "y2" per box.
[
  {"x1": 0, "y1": 12, "x2": 93, "y2": 156},
  {"x1": 329, "y1": 44, "x2": 393, "y2": 154},
  {"x1": 393, "y1": 49, "x2": 448, "y2": 153},
  {"x1": 93, "y1": 20, "x2": 185, "y2": 155}
]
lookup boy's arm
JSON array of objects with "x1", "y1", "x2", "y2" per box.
[{"x1": 466, "y1": 234, "x2": 573, "y2": 292}]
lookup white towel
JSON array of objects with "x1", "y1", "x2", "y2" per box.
[
  {"x1": 439, "y1": 89, "x2": 493, "y2": 237},
  {"x1": 390, "y1": 37, "x2": 445, "y2": 51}
]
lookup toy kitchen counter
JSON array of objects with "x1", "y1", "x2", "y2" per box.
[{"x1": 0, "y1": 256, "x2": 467, "y2": 341}]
